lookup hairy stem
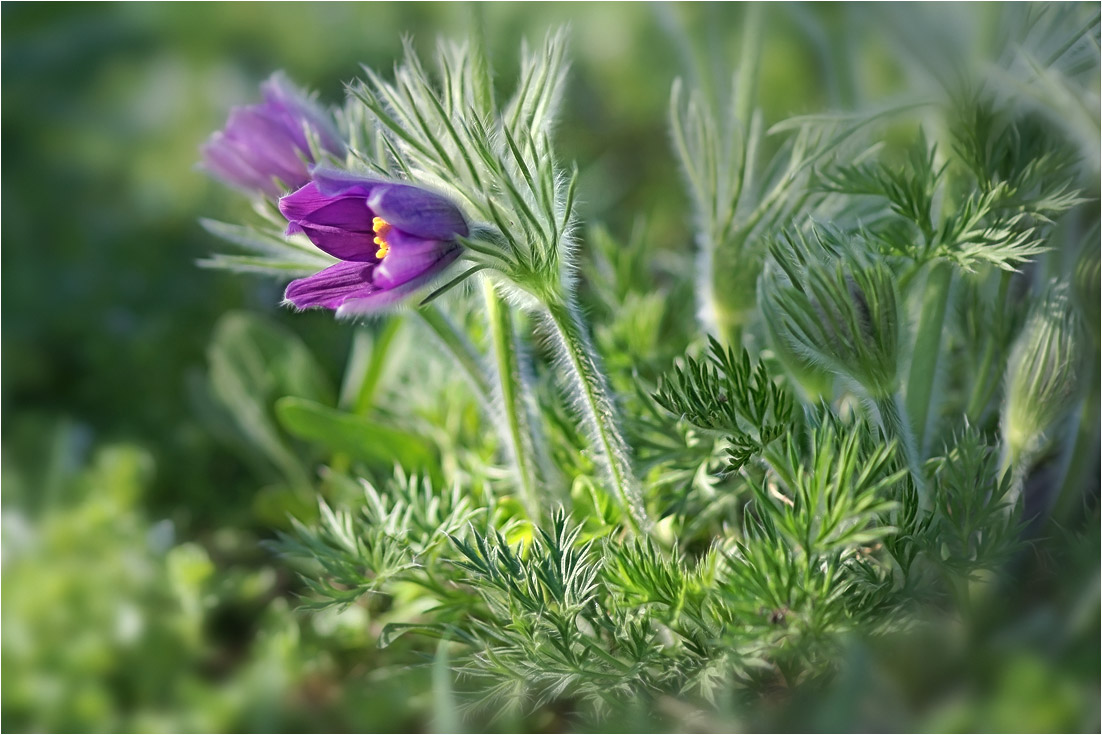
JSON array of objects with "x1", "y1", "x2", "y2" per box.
[
  {"x1": 874, "y1": 392, "x2": 927, "y2": 509},
  {"x1": 483, "y1": 279, "x2": 554, "y2": 523},
  {"x1": 417, "y1": 305, "x2": 491, "y2": 401},
  {"x1": 696, "y1": 234, "x2": 748, "y2": 348},
  {"x1": 541, "y1": 295, "x2": 649, "y2": 534},
  {"x1": 691, "y1": 6, "x2": 763, "y2": 348},
  {"x1": 905, "y1": 260, "x2": 953, "y2": 458}
]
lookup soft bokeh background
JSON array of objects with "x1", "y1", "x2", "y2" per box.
[{"x1": 3, "y1": 3, "x2": 1098, "y2": 732}]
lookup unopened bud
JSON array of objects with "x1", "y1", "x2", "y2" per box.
[
  {"x1": 761, "y1": 228, "x2": 901, "y2": 399},
  {"x1": 1001, "y1": 281, "x2": 1085, "y2": 461}
]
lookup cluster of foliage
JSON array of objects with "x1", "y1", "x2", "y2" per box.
[
  {"x1": 4, "y1": 3, "x2": 1097, "y2": 732},
  {"x1": 1, "y1": 419, "x2": 459, "y2": 732},
  {"x1": 194, "y1": 4, "x2": 1099, "y2": 730}
]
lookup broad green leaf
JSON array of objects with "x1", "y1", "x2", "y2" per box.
[
  {"x1": 206, "y1": 312, "x2": 334, "y2": 486},
  {"x1": 274, "y1": 396, "x2": 436, "y2": 469}
]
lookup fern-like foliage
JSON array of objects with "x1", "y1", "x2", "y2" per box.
[
  {"x1": 816, "y1": 98, "x2": 1083, "y2": 273},
  {"x1": 926, "y1": 426, "x2": 1023, "y2": 578},
  {"x1": 446, "y1": 511, "x2": 676, "y2": 714},
  {"x1": 198, "y1": 7, "x2": 1099, "y2": 728},
  {"x1": 275, "y1": 471, "x2": 481, "y2": 610},
  {"x1": 653, "y1": 337, "x2": 794, "y2": 472}
]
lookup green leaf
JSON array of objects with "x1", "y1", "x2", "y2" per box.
[
  {"x1": 199, "y1": 219, "x2": 336, "y2": 279},
  {"x1": 200, "y1": 218, "x2": 325, "y2": 258},
  {"x1": 653, "y1": 337, "x2": 794, "y2": 439},
  {"x1": 379, "y1": 623, "x2": 475, "y2": 649},
  {"x1": 274, "y1": 396, "x2": 436, "y2": 469},
  {"x1": 197, "y1": 254, "x2": 325, "y2": 278},
  {"x1": 206, "y1": 312, "x2": 334, "y2": 486}
]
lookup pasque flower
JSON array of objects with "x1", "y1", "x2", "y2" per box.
[
  {"x1": 279, "y1": 170, "x2": 468, "y2": 316},
  {"x1": 201, "y1": 72, "x2": 344, "y2": 197}
]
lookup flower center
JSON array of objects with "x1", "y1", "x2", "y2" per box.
[{"x1": 372, "y1": 216, "x2": 392, "y2": 259}]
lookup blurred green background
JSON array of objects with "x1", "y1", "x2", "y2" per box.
[{"x1": 2, "y1": 3, "x2": 1097, "y2": 732}]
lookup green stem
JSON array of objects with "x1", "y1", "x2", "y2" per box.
[
  {"x1": 964, "y1": 339, "x2": 998, "y2": 422},
  {"x1": 483, "y1": 280, "x2": 553, "y2": 523},
  {"x1": 874, "y1": 392, "x2": 927, "y2": 510},
  {"x1": 905, "y1": 260, "x2": 953, "y2": 458},
  {"x1": 946, "y1": 565, "x2": 973, "y2": 620},
  {"x1": 332, "y1": 319, "x2": 406, "y2": 476},
  {"x1": 694, "y1": 4, "x2": 763, "y2": 349},
  {"x1": 699, "y1": 232, "x2": 755, "y2": 348},
  {"x1": 416, "y1": 305, "x2": 492, "y2": 401},
  {"x1": 340, "y1": 317, "x2": 405, "y2": 416},
  {"x1": 1049, "y1": 355, "x2": 1099, "y2": 526},
  {"x1": 705, "y1": 293, "x2": 745, "y2": 348},
  {"x1": 541, "y1": 295, "x2": 649, "y2": 534},
  {"x1": 965, "y1": 271, "x2": 1012, "y2": 420}
]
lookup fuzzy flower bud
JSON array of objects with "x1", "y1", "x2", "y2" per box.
[
  {"x1": 201, "y1": 72, "x2": 344, "y2": 197},
  {"x1": 761, "y1": 229, "x2": 901, "y2": 399},
  {"x1": 1001, "y1": 281, "x2": 1085, "y2": 463}
]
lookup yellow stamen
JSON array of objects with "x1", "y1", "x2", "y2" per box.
[{"x1": 372, "y1": 216, "x2": 392, "y2": 259}]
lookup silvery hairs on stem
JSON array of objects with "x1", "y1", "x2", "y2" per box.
[{"x1": 342, "y1": 30, "x2": 649, "y2": 531}]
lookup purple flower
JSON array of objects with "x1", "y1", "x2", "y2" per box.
[
  {"x1": 279, "y1": 170, "x2": 468, "y2": 316},
  {"x1": 200, "y1": 72, "x2": 344, "y2": 197}
]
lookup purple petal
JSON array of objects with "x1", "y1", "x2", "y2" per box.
[
  {"x1": 260, "y1": 72, "x2": 345, "y2": 157},
  {"x1": 311, "y1": 168, "x2": 383, "y2": 199},
  {"x1": 284, "y1": 260, "x2": 377, "y2": 309},
  {"x1": 311, "y1": 169, "x2": 468, "y2": 240},
  {"x1": 223, "y1": 107, "x2": 308, "y2": 178},
  {"x1": 279, "y1": 183, "x2": 374, "y2": 231},
  {"x1": 367, "y1": 184, "x2": 469, "y2": 240},
  {"x1": 279, "y1": 183, "x2": 377, "y2": 261},
  {"x1": 200, "y1": 134, "x2": 276, "y2": 196},
  {"x1": 290, "y1": 224, "x2": 379, "y2": 263},
  {"x1": 373, "y1": 232, "x2": 459, "y2": 289},
  {"x1": 258, "y1": 73, "x2": 312, "y2": 150},
  {"x1": 285, "y1": 238, "x2": 462, "y2": 316},
  {"x1": 336, "y1": 250, "x2": 458, "y2": 316},
  {"x1": 373, "y1": 243, "x2": 461, "y2": 291},
  {"x1": 335, "y1": 279, "x2": 430, "y2": 316},
  {"x1": 200, "y1": 73, "x2": 343, "y2": 197},
  {"x1": 259, "y1": 71, "x2": 300, "y2": 110},
  {"x1": 385, "y1": 227, "x2": 457, "y2": 257}
]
